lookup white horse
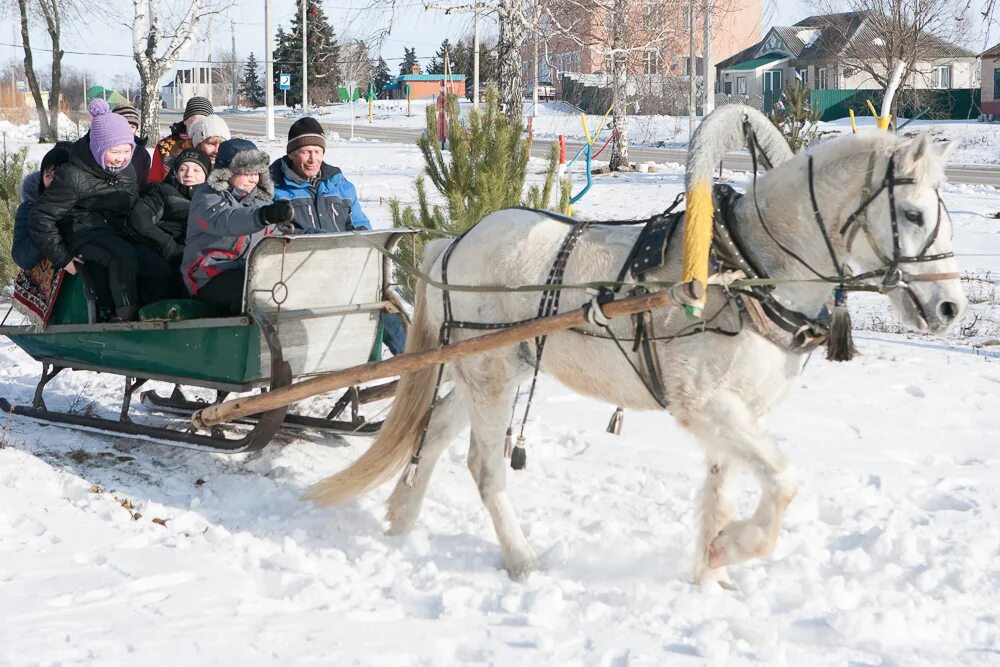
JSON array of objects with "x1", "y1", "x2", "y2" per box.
[{"x1": 306, "y1": 106, "x2": 967, "y2": 585}]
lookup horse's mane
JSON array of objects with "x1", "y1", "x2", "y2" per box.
[{"x1": 793, "y1": 131, "x2": 948, "y2": 191}]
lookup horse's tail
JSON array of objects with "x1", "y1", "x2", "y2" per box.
[
  {"x1": 304, "y1": 238, "x2": 451, "y2": 507},
  {"x1": 682, "y1": 105, "x2": 794, "y2": 306},
  {"x1": 686, "y1": 104, "x2": 793, "y2": 188}
]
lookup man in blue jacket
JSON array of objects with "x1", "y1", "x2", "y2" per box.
[
  {"x1": 269, "y1": 117, "x2": 370, "y2": 232},
  {"x1": 269, "y1": 118, "x2": 405, "y2": 353}
]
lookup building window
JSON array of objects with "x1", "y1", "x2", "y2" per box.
[
  {"x1": 934, "y1": 65, "x2": 951, "y2": 89},
  {"x1": 995, "y1": 68, "x2": 1000, "y2": 99},
  {"x1": 553, "y1": 51, "x2": 581, "y2": 74},
  {"x1": 737, "y1": 77, "x2": 747, "y2": 94},
  {"x1": 818, "y1": 67, "x2": 828, "y2": 90},
  {"x1": 643, "y1": 51, "x2": 660, "y2": 74},
  {"x1": 764, "y1": 69, "x2": 783, "y2": 93},
  {"x1": 796, "y1": 68, "x2": 808, "y2": 87}
]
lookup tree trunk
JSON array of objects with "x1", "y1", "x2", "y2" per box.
[
  {"x1": 16, "y1": 0, "x2": 53, "y2": 142},
  {"x1": 135, "y1": 60, "x2": 164, "y2": 141},
  {"x1": 495, "y1": 0, "x2": 524, "y2": 121},
  {"x1": 42, "y1": 0, "x2": 63, "y2": 142},
  {"x1": 608, "y1": 0, "x2": 630, "y2": 171}
]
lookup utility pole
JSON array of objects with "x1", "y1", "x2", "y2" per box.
[
  {"x1": 265, "y1": 0, "x2": 275, "y2": 139},
  {"x1": 703, "y1": 0, "x2": 714, "y2": 115},
  {"x1": 301, "y1": 0, "x2": 308, "y2": 112},
  {"x1": 688, "y1": 0, "x2": 696, "y2": 138},
  {"x1": 208, "y1": 54, "x2": 214, "y2": 105},
  {"x1": 473, "y1": 0, "x2": 480, "y2": 109},
  {"x1": 231, "y1": 21, "x2": 238, "y2": 109}
]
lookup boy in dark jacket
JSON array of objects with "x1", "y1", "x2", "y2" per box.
[
  {"x1": 128, "y1": 149, "x2": 211, "y2": 261},
  {"x1": 12, "y1": 142, "x2": 72, "y2": 270},
  {"x1": 183, "y1": 138, "x2": 293, "y2": 314},
  {"x1": 29, "y1": 99, "x2": 173, "y2": 321}
]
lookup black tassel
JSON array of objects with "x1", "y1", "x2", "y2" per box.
[
  {"x1": 607, "y1": 406, "x2": 624, "y2": 435},
  {"x1": 503, "y1": 427, "x2": 513, "y2": 459},
  {"x1": 826, "y1": 287, "x2": 858, "y2": 362},
  {"x1": 510, "y1": 436, "x2": 527, "y2": 470}
]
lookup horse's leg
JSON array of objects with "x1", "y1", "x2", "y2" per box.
[
  {"x1": 692, "y1": 454, "x2": 741, "y2": 586},
  {"x1": 385, "y1": 385, "x2": 469, "y2": 535},
  {"x1": 686, "y1": 392, "x2": 797, "y2": 575},
  {"x1": 463, "y1": 375, "x2": 537, "y2": 580}
]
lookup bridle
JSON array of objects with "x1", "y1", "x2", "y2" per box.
[{"x1": 744, "y1": 122, "x2": 960, "y2": 307}]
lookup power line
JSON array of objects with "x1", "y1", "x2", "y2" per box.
[{"x1": 0, "y1": 41, "x2": 416, "y2": 65}]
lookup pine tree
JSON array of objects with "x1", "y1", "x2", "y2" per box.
[
  {"x1": 399, "y1": 47, "x2": 418, "y2": 76},
  {"x1": 239, "y1": 52, "x2": 266, "y2": 108},
  {"x1": 373, "y1": 57, "x2": 393, "y2": 98},
  {"x1": 428, "y1": 39, "x2": 453, "y2": 75},
  {"x1": 272, "y1": 26, "x2": 293, "y2": 103},
  {"x1": 769, "y1": 82, "x2": 820, "y2": 152},
  {"x1": 272, "y1": 2, "x2": 341, "y2": 107},
  {"x1": 390, "y1": 86, "x2": 569, "y2": 299}
]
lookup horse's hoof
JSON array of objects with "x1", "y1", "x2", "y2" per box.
[
  {"x1": 708, "y1": 539, "x2": 728, "y2": 568},
  {"x1": 505, "y1": 556, "x2": 539, "y2": 581}
]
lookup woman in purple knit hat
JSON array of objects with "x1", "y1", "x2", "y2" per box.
[{"x1": 29, "y1": 99, "x2": 174, "y2": 321}]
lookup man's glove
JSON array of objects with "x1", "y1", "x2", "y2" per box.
[{"x1": 261, "y1": 200, "x2": 294, "y2": 226}]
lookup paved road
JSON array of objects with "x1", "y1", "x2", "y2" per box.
[{"x1": 161, "y1": 110, "x2": 1000, "y2": 187}]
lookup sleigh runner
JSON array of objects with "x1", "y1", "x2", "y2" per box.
[{"x1": 0, "y1": 230, "x2": 413, "y2": 451}]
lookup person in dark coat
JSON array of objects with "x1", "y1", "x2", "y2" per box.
[
  {"x1": 12, "y1": 142, "x2": 72, "y2": 270},
  {"x1": 113, "y1": 103, "x2": 151, "y2": 187},
  {"x1": 29, "y1": 99, "x2": 173, "y2": 321},
  {"x1": 128, "y1": 149, "x2": 211, "y2": 262},
  {"x1": 148, "y1": 96, "x2": 213, "y2": 183}
]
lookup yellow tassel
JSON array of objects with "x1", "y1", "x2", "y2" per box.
[{"x1": 681, "y1": 178, "x2": 714, "y2": 320}]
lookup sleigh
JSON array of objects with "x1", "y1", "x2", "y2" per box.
[{"x1": 0, "y1": 231, "x2": 413, "y2": 452}]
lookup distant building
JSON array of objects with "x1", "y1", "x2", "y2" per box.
[
  {"x1": 981, "y1": 42, "x2": 1000, "y2": 116},
  {"x1": 386, "y1": 64, "x2": 466, "y2": 99},
  {"x1": 716, "y1": 11, "x2": 977, "y2": 105},
  {"x1": 160, "y1": 66, "x2": 229, "y2": 109},
  {"x1": 525, "y1": 0, "x2": 761, "y2": 84}
]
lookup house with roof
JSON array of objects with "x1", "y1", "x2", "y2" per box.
[
  {"x1": 981, "y1": 43, "x2": 1000, "y2": 116},
  {"x1": 386, "y1": 64, "x2": 465, "y2": 100},
  {"x1": 716, "y1": 11, "x2": 977, "y2": 110}
]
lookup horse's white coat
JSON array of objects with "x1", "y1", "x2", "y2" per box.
[{"x1": 308, "y1": 107, "x2": 967, "y2": 585}]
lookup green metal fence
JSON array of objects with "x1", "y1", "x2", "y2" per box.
[{"x1": 810, "y1": 88, "x2": 982, "y2": 122}]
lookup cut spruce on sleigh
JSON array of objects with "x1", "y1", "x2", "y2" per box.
[{"x1": 0, "y1": 103, "x2": 967, "y2": 585}]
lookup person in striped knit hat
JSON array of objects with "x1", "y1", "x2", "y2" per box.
[
  {"x1": 148, "y1": 96, "x2": 214, "y2": 183},
  {"x1": 113, "y1": 103, "x2": 151, "y2": 187}
]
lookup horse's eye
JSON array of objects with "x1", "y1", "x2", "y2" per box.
[{"x1": 904, "y1": 209, "x2": 924, "y2": 225}]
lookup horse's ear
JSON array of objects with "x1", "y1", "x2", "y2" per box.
[
  {"x1": 935, "y1": 140, "x2": 959, "y2": 162},
  {"x1": 897, "y1": 133, "x2": 931, "y2": 170}
]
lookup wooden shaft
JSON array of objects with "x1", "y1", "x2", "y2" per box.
[{"x1": 192, "y1": 281, "x2": 703, "y2": 429}]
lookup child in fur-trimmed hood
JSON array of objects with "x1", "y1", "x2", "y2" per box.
[{"x1": 182, "y1": 138, "x2": 294, "y2": 314}]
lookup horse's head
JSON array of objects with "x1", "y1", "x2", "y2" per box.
[{"x1": 841, "y1": 133, "x2": 967, "y2": 335}]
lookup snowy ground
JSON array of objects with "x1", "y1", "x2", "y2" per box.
[{"x1": 2, "y1": 131, "x2": 1000, "y2": 665}]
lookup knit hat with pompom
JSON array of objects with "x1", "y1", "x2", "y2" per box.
[{"x1": 88, "y1": 98, "x2": 135, "y2": 170}]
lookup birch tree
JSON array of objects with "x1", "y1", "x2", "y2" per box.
[
  {"x1": 15, "y1": 0, "x2": 70, "y2": 142},
  {"x1": 128, "y1": 0, "x2": 230, "y2": 140},
  {"x1": 372, "y1": 0, "x2": 528, "y2": 120},
  {"x1": 544, "y1": 0, "x2": 685, "y2": 170}
]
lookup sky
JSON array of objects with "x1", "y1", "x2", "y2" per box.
[{"x1": 1, "y1": 0, "x2": 996, "y2": 87}]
